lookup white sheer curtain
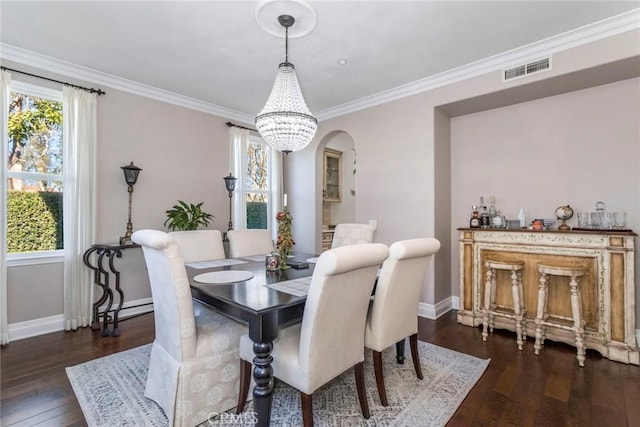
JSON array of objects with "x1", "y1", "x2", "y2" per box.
[
  {"x1": 0, "y1": 71, "x2": 11, "y2": 344},
  {"x1": 229, "y1": 126, "x2": 283, "y2": 240},
  {"x1": 270, "y1": 150, "x2": 283, "y2": 241},
  {"x1": 230, "y1": 127, "x2": 249, "y2": 230},
  {"x1": 62, "y1": 86, "x2": 97, "y2": 330}
]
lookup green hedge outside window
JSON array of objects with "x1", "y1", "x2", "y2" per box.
[
  {"x1": 7, "y1": 191, "x2": 63, "y2": 253},
  {"x1": 247, "y1": 201, "x2": 267, "y2": 229}
]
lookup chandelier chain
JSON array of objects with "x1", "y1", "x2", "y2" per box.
[{"x1": 285, "y1": 25, "x2": 289, "y2": 63}]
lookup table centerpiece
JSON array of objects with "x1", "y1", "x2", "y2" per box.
[{"x1": 276, "y1": 210, "x2": 294, "y2": 269}]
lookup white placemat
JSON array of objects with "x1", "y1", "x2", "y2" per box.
[
  {"x1": 305, "y1": 257, "x2": 319, "y2": 264},
  {"x1": 266, "y1": 276, "x2": 312, "y2": 297},
  {"x1": 193, "y1": 270, "x2": 254, "y2": 284},
  {"x1": 185, "y1": 259, "x2": 248, "y2": 269},
  {"x1": 240, "y1": 255, "x2": 271, "y2": 262}
]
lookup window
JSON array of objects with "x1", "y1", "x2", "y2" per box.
[
  {"x1": 230, "y1": 127, "x2": 282, "y2": 238},
  {"x1": 245, "y1": 137, "x2": 272, "y2": 230},
  {"x1": 230, "y1": 129, "x2": 282, "y2": 238},
  {"x1": 6, "y1": 82, "x2": 63, "y2": 255}
]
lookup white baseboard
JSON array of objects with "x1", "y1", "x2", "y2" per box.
[
  {"x1": 418, "y1": 297, "x2": 455, "y2": 320},
  {"x1": 97, "y1": 297, "x2": 154, "y2": 319},
  {"x1": 8, "y1": 314, "x2": 65, "y2": 341},
  {"x1": 8, "y1": 297, "x2": 154, "y2": 342}
]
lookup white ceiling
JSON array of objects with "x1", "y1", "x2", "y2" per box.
[{"x1": 1, "y1": 1, "x2": 638, "y2": 121}]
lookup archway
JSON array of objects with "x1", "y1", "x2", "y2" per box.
[{"x1": 313, "y1": 130, "x2": 356, "y2": 253}]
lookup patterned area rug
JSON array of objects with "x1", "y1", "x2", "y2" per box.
[{"x1": 66, "y1": 341, "x2": 489, "y2": 426}]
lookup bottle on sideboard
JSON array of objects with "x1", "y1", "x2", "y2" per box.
[
  {"x1": 470, "y1": 205, "x2": 480, "y2": 228},
  {"x1": 492, "y1": 210, "x2": 504, "y2": 228},
  {"x1": 489, "y1": 196, "x2": 497, "y2": 219},
  {"x1": 480, "y1": 205, "x2": 490, "y2": 228}
]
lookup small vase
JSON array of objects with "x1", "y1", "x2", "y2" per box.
[{"x1": 279, "y1": 248, "x2": 290, "y2": 269}]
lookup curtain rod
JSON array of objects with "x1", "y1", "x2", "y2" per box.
[
  {"x1": 0, "y1": 66, "x2": 106, "y2": 95},
  {"x1": 226, "y1": 121, "x2": 258, "y2": 133}
]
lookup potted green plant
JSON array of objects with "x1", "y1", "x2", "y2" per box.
[{"x1": 164, "y1": 201, "x2": 214, "y2": 231}]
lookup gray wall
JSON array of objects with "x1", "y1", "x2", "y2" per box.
[
  {"x1": 289, "y1": 29, "x2": 640, "y2": 318},
  {"x1": 450, "y1": 77, "x2": 640, "y2": 304},
  {"x1": 5, "y1": 65, "x2": 236, "y2": 323},
  {"x1": 5, "y1": 29, "x2": 640, "y2": 328}
]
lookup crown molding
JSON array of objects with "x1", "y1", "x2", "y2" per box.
[
  {"x1": 0, "y1": 43, "x2": 255, "y2": 124},
  {"x1": 1, "y1": 8, "x2": 637, "y2": 123},
  {"x1": 316, "y1": 8, "x2": 640, "y2": 121}
]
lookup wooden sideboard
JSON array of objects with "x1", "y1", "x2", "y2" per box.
[{"x1": 457, "y1": 228, "x2": 638, "y2": 365}]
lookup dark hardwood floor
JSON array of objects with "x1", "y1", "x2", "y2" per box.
[{"x1": 2, "y1": 310, "x2": 639, "y2": 426}]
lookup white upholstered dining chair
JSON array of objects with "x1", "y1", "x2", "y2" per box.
[
  {"x1": 132, "y1": 229, "x2": 247, "y2": 427},
  {"x1": 364, "y1": 237, "x2": 441, "y2": 406},
  {"x1": 235, "y1": 243, "x2": 389, "y2": 427},
  {"x1": 169, "y1": 229, "x2": 226, "y2": 263},
  {"x1": 331, "y1": 222, "x2": 377, "y2": 248},
  {"x1": 226, "y1": 229, "x2": 274, "y2": 258}
]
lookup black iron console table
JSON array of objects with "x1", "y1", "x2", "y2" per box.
[{"x1": 83, "y1": 242, "x2": 140, "y2": 337}]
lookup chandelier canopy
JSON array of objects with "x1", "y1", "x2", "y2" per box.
[{"x1": 255, "y1": 14, "x2": 317, "y2": 154}]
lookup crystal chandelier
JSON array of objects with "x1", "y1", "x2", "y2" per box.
[{"x1": 256, "y1": 14, "x2": 317, "y2": 154}]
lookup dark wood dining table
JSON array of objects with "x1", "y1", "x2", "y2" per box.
[{"x1": 187, "y1": 252, "x2": 316, "y2": 427}]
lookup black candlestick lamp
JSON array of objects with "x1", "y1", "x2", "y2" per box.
[
  {"x1": 223, "y1": 173, "x2": 238, "y2": 235},
  {"x1": 120, "y1": 162, "x2": 142, "y2": 245}
]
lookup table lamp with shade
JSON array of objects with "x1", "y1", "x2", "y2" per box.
[{"x1": 119, "y1": 162, "x2": 142, "y2": 245}]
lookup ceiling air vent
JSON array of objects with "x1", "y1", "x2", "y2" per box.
[{"x1": 503, "y1": 57, "x2": 551, "y2": 82}]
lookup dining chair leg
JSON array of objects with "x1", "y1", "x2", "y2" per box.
[
  {"x1": 354, "y1": 361, "x2": 371, "y2": 418},
  {"x1": 236, "y1": 359, "x2": 252, "y2": 413},
  {"x1": 301, "y1": 392, "x2": 313, "y2": 427},
  {"x1": 372, "y1": 350, "x2": 389, "y2": 406},
  {"x1": 409, "y1": 334, "x2": 423, "y2": 380}
]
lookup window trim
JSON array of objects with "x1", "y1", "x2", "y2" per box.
[
  {"x1": 11, "y1": 80, "x2": 63, "y2": 103},
  {"x1": 7, "y1": 250, "x2": 64, "y2": 267},
  {"x1": 5, "y1": 80, "x2": 64, "y2": 261},
  {"x1": 6, "y1": 170, "x2": 62, "y2": 182}
]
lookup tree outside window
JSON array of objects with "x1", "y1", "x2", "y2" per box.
[
  {"x1": 6, "y1": 85, "x2": 63, "y2": 253},
  {"x1": 246, "y1": 140, "x2": 269, "y2": 229}
]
